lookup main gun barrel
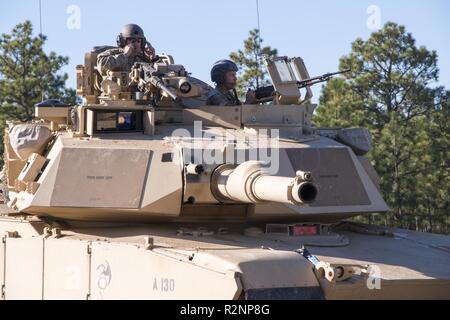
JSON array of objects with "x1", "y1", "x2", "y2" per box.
[{"x1": 211, "y1": 161, "x2": 317, "y2": 205}]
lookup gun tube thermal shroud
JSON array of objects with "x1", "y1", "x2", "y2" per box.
[{"x1": 211, "y1": 161, "x2": 317, "y2": 205}]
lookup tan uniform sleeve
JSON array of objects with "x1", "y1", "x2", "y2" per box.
[{"x1": 97, "y1": 49, "x2": 130, "y2": 74}]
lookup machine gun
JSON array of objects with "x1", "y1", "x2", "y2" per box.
[
  {"x1": 255, "y1": 68, "x2": 351, "y2": 101},
  {"x1": 129, "y1": 61, "x2": 180, "y2": 102}
]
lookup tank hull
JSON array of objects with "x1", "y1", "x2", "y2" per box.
[{"x1": 1, "y1": 213, "x2": 449, "y2": 300}]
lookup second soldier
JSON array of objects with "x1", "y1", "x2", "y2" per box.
[{"x1": 206, "y1": 60, "x2": 257, "y2": 106}]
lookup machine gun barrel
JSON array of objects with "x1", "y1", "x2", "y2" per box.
[
  {"x1": 211, "y1": 161, "x2": 317, "y2": 205},
  {"x1": 296, "y1": 68, "x2": 351, "y2": 89},
  {"x1": 149, "y1": 75, "x2": 179, "y2": 102},
  {"x1": 131, "y1": 63, "x2": 180, "y2": 102},
  {"x1": 254, "y1": 68, "x2": 351, "y2": 101}
]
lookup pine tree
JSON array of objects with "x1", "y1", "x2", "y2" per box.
[
  {"x1": 229, "y1": 29, "x2": 278, "y2": 97},
  {"x1": 0, "y1": 21, "x2": 75, "y2": 165},
  {"x1": 314, "y1": 22, "x2": 449, "y2": 233}
]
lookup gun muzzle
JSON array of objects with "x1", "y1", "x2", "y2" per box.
[{"x1": 211, "y1": 161, "x2": 317, "y2": 205}]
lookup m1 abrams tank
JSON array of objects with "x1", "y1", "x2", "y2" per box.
[{"x1": 0, "y1": 50, "x2": 449, "y2": 300}]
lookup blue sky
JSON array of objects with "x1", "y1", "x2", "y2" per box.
[{"x1": 1, "y1": 0, "x2": 449, "y2": 103}]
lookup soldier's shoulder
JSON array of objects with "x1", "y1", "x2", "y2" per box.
[
  {"x1": 207, "y1": 88, "x2": 220, "y2": 98},
  {"x1": 206, "y1": 89, "x2": 225, "y2": 105}
]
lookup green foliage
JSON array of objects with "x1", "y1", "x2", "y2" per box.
[
  {"x1": 0, "y1": 21, "x2": 75, "y2": 165},
  {"x1": 315, "y1": 78, "x2": 365, "y2": 128},
  {"x1": 229, "y1": 29, "x2": 278, "y2": 97},
  {"x1": 314, "y1": 22, "x2": 449, "y2": 234}
]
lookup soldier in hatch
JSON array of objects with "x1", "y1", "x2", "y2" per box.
[
  {"x1": 97, "y1": 24, "x2": 155, "y2": 75},
  {"x1": 206, "y1": 60, "x2": 257, "y2": 106}
]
